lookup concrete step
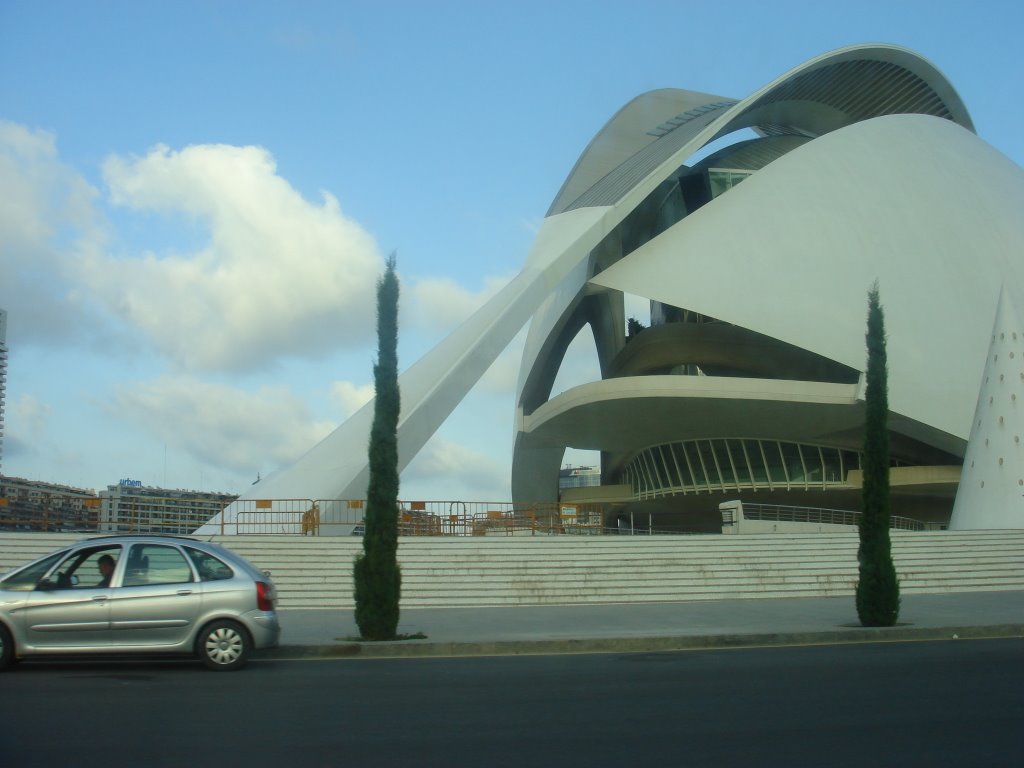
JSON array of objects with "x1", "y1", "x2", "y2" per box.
[{"x1": 3, "y1": 530, "x2": 1023, "y2": 608}]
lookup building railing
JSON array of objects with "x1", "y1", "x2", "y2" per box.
[{"x1": 726, "y1": 501, "x2": 926, "y2": 532}]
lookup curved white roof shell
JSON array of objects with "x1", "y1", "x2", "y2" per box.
[
  {"x1": 198, "y1": 44, "x2": 1022, "y2": 533},
  {"x1": 587, "y1": 113, "x2": 1024, "y2": 442}
]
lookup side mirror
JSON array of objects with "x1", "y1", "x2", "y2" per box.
[{"x1": 37, "y1": 578, "x2": 56, "y2": 591}]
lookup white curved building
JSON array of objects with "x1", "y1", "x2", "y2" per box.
[{"x1": 201, "y1": 44, "x2": 1024, "y2": 534}]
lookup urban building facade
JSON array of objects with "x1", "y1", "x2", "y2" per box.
[
  {"x1": 0, "y1": 475, "x2": 239, "y2": 534},
  {"x1": 559, "y1": 465, "x2": 602, "y2": 491},
  {"x1": 0, "y1": 475, "x2": 99, "y2": 531},
  {"x1": 100, "y1": 483, "x2": 238, "y2": 534},
  {"x1": 0, "y1": 308, "x2": 7, "y2": 475}
]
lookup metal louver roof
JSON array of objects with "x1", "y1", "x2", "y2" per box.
[
  {"x1": 560, "y1": 52, "x2": 972, "y2": 213},
  {"x1": 746, "y1": 59, "x2": 955, "y2": 126}
]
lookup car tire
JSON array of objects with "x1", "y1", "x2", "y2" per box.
[
  {"x1": 0, "y1": 624, "x2": 14, "y2": 671},
  {"x1": 198, "y1": 620, "x2": 250, "y2": 671}
]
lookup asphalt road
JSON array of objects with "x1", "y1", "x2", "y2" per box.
[{"x1": 1, "y1": 639, "x2": 1022, "y2": 767}]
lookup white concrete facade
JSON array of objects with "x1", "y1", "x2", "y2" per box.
[
  {"x1": 950, "y1": 288, "x2": 1024, "y2": 529},
  {"x1": 198, "y1": 44, "x2": 1024, "y2": 534}
]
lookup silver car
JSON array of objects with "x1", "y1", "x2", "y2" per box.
[{"x1": 0, "y1": 534, "x2": 280, "y2": 671}]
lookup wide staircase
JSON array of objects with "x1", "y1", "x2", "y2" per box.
[{"x1": 2, "y1": 530, "x2": 1023, "y2": 609}]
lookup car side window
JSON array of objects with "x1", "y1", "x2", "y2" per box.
[
  {"x1": 67, "y1": 548, "x2": 122, "y2": 589},
  {"x1": 44, "y1": 545, "x2": 122, "y2": 589},
  {"x1": 184, "y1": 547, "x2": 235, "y2": 581},
  {"x1": 123, "y1": 544, "x2": 193, "y2": 587}
]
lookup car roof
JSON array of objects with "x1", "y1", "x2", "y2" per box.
[
  {"x1": 77, "y1": 534, "x2": 204, "y2": 543},
  {"x1": 72, "y1": 534, "x2": 249, "y2": 564}
]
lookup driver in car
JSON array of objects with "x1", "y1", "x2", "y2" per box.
[{"x1": 97, "y1": 554, "x2": 116, "y2": 588}]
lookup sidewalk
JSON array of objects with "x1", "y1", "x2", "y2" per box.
[{"x1": 267, "y1": 590, "x2": 1024, "y2": 659}]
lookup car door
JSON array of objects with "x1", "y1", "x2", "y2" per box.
[
  {"x1": 108, "y1": 543, "x2": 202, "y2": 649},
  {"x1": 21, "y1": 545, "x2": 121, "y2": 651}
]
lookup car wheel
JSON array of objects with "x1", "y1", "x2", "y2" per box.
[
  {"x1": 0, "y1": 624, "x2": 14, "y2": 671},
  {"x1": 198, "y1": 620, "x2": 250, "y2": 671}
]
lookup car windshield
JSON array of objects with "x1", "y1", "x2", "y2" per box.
[{"x1": 0, "y1": 551, "x2": 66, "y2": 591}]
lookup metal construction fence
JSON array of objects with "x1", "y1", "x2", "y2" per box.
[
  {"x1": 1, "y1": 496, "x2": 929, "y2": 536},
  {"x1": 0, "y1": 497, "x2": 617, "y2": 537},
  {"x1": 230, "y1": 499, "x2": 611, "y2": 537}
]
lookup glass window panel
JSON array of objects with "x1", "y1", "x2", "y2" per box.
[
  {"x1": 780, "y1": 442, "x2": 804, "y2": 483},
  {"x1": 709, "y1": 171, "x2": 730, "y2": 199},
  {"x1": 647, "y1": 452, "x2": 660, "y2": 492},
  {"x1": 124, "y1": 544, "x2": 192, "y2": 587},
  {"x1": 692, "y1": 441, "x2": 717, "y2": 487},
  {"x1": 701, "y1": 441, "x2": 718, "y2": 484},
  {"x1": 650, "y1": 452, "x2": 663, "y2": 492},
  {"x1": 764, "y1": 442, "x2": 788, "y2": 483},
  {"x1": 730, "y1": 440, "x2": 751, "y2": 485},
  {"x1": 658, "y1": 445, "x2": 678, "y2": 489},
  {"x1": 639, "y1": 452, "x2": 655, "y2": 494},
  {"x1": 647, "y1": 449, "x2": 663, "y2": 491},
  {"x1": 52, "y1": 545, "x2": 122, "y2": 589},
  {"x1": 821, "y1": 448, "x2": 842, "y2": 483},
  {"x1": 0, "y1": 551, "x2": 65, "y2": 591},
  {"x1": 185, "y1": 547, "x2": 234, "y2": 581},
  {"x1": 669, "y1": 443, "x2": 693, "y2": 488},
  {"x1": 840, "y1": 450, "x2": 861, "y2": 478},
  {"x1": 624, "y1": 464, "x2": 638, "y2": 494},
  {"x1": 708, "y1": 169, "x2": 751, "y2": 198},
  {"x1": 654, "y1": 447, "x2": 671, "y2": 489},
  {"x1": 631, "y1": 458, "x2": 645, "y2": 494},
  {"x1": 680, "y1": 442, "x2": 698, "y2": 489},
  {"x1": 803, "y1": 445, "x2": 823, "y2": 482},
  {"x1": 682, "y1": 442, "x2": 707, "y2": 487},
  {"x1": 711, "y1": 440, "x2": 735, "y2": 485},
  {"x1": 744, "y1": 440, "x2": 769, "y2": 484}
]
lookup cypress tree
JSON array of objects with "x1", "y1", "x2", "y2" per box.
[
  {"x1": 856, "y1": 282, "x2": 900, "y2": 626},
  {"x1": 354, "y1": 254, "x2": 402, "y2": 640}
]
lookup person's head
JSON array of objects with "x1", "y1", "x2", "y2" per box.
[{"x1": 98, "y1": 554, "x2": 115, "y2": 576}]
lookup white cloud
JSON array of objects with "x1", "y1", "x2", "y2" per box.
[
  {"x1": 112, "y1": 375, "x2": 336, "y2": 478},
  {"x1": 402, "y1": 436, "x2": 507, "y2": 500},
  {"x1": 0, "y1": 120, "x2": 106, "y2": 344},
  {"x1": 3, "y1": 394, "x2": 52, "y2": 462},
  {"x1": 0, "y1": 122, "x2": 528, "y2": 499},
  {"x1": 0, "y1": 124, "x2": 388, "y2": 368},
  {"x1": 78, "y1": 142, "x2": 384, "y2": 372},
  {"x1": 11, "y1": 394, "x2": 51, "y2": 437},
  {"x1": 329, "y1": 380, "x2": 374, "y2": 417},
  {"x1": 406, "y1": 273, "x2": 512, "y2": 336}
]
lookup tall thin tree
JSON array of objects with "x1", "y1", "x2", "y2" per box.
[
  {"x1": 856, "y1": 282, "x2": 900, "y2": 626},
  {"x1": 354, "y1": 254, "x2": 402, "y2": 640}
]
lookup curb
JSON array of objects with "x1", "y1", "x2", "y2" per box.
[{"x1": 262, "y1": 624, "x2": 1024, "y2": 660}]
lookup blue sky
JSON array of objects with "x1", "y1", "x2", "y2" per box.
[{"x1": 2, "y1": 0, "x2": 1022, "y2": 500}]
